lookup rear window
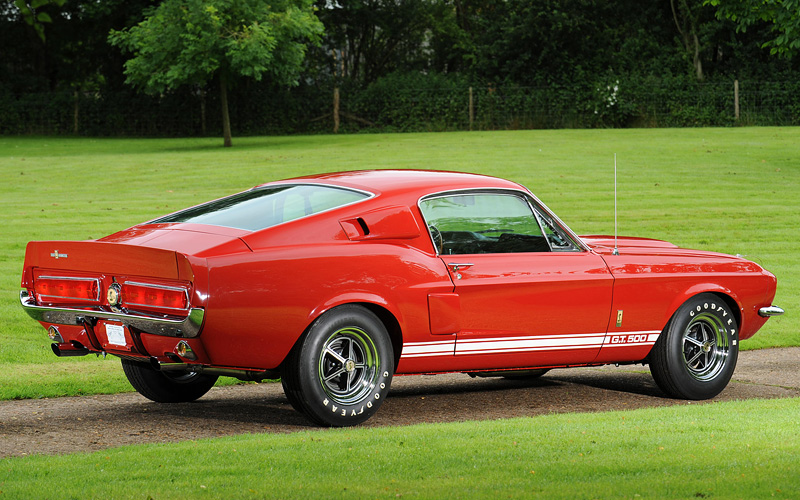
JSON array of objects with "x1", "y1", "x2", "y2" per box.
[{"x1": 148, "y1": 184, "x2": 371, "y2": 231}]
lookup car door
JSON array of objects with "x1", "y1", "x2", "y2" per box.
[{"x1": 420, "y1": 190, "x2": 614, "y2": 370}]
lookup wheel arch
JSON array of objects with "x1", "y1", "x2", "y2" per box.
[
  {"x1": 287, "y1": 298, "x2": 404, "y2": 373},
  {"x1": 662, "y1": 285, "x2": 742, "y2": 334},
  {"x1": 647, "y1": 289, "x2": 741, "y2": 363},
  {"x1": 358, "y1": 302, "x2": 403, "y2": 370}
]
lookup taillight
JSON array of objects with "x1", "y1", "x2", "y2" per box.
[
  {"x1": 34, "y1": 276, "x2": 100, "y2": 302},
  {"x1": 122, "y1": 282, "x2": 189, "y2": 311}
]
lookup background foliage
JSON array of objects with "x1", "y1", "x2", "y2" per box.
[{"x1": 2, "y1": 0, "x2": 799, "y2": 136}]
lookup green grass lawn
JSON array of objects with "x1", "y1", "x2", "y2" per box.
[
  {"x1": 2, "y1": 397, "x2": 798, "y2": 499},
  {"x1": 0, "y1": 128, "x2": 797, "y2": 400}
]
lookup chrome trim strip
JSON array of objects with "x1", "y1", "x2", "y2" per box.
[
  {"x1": 124, "y1": 281, "x2": 188, "y2": 292},
  {"x1": 19, "y1": 290, "x2": 205, "y2": 338},
  {"x1": 38, "y1": 295, "x2": 99, "y2": 303},
  {"x1": 758, "y1": 306, "x2": 785, "y2": 317}
]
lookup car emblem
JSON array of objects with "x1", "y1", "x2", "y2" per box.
[
  {"x1": 107, "y1": 283, "x2": 121, "y2": 306},
  {"x1": 50, "y1": 250, "x2": 68, "y2": 259}
]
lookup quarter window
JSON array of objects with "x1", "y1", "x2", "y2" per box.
[{"x1": 149, "y1": 185, "x2": 370, "y2": 231}]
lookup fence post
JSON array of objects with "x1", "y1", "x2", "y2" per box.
[
  {"x1": 333, "y1": 87, "x2": 340, "y2": 133},
  {"x1": 73, "y1": 90, "x2": 79, "y2": 135},
  {"x1": 200, "y1": 91, "x2": 207, "y2": 136},
  {"x1": 469, "y1": 86, "x2": 474, "y2": 130},
  {"x1": 734, "y1": 79, "x2": 740, "y2": 121}
]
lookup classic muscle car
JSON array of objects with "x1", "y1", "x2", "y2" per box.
[{"x1": 20, "y1": 170, "x2": 783, "y2": 426}]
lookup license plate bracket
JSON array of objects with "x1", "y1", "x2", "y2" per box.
[{"x1": 104, "y1": 323, "x2": 127, "y2": 347}]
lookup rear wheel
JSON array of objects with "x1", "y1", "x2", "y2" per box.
[
  {"x1": 649, "y1": 294, "x2": 738, "y2": 400},
  {"x1": 281, "y1": 305, "x2": 394, "y2": 426},
  {"x1": 121, "y1": 359, "x2": 218, "y2": 403}
]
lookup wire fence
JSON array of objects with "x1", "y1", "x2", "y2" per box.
[{"x1": 2, "y1": 80, "x2": 798, "y2": 137}]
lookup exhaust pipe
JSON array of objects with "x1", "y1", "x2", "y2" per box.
[
  {"x1": 149, "y1": 356, "x2": 191, "y2": 372},
  {"x1": 199, "y1": 367, "x2": 276, "y2": 381},
  {"x1": 51, "y1": 342, "x2": 90, "y2": 357},
  {"x1": 148, "y1": 356, "x2": 275, "y2": 381}
]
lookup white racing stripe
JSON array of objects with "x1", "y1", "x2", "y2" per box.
[
  {"x1": 456, "y1": 332, "x2": 605, "y2": 356},
  {"x1": 401, "y1": 340, "x2": 456, "y2": 358},
  {"x1": 401, "y1": 331, "x2": 661, "y2": 359}
]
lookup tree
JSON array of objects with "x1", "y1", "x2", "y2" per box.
[
  {"x1": 13, "y1": 0, "x2": 66, "y2": 42},
  {"x1": 109, "y1": 0, "x2": 323, "y2": 146},
  {"x1": 671, "y1": 0, "x2": 709, "y2": 80},
  {"x1": 708, "y1": 0, "x2": 800, "y2": 57},
  {"x1": 312, "y1": 0, "x2": 447, "y2": 85}
]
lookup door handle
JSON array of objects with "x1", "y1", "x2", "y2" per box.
[
  {"x1": 446, "y1": 262, "x2": 474, "y2": 280},
  {"x1": 447, "y1": 263, "x2": 474, "y2": 271}
]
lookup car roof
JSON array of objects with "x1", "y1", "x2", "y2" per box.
[{"x1": 260, "y1": 170, "x2": 526, "y2": 197}]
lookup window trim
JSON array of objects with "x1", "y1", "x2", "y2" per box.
[{"x1": 418, "y1": 188, "x2": 587, "y2": 256}]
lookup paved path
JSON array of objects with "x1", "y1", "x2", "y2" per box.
[{"x1": 1, "y1": 348, "x2": 798, "y2": 458}]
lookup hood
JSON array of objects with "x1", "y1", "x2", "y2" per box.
[
  {"x1": 580, "y1": 235, "x2": 679, "y2": 253},
  {"x1": 581, "y1": 235, "x2": 765, "y2": 275}
]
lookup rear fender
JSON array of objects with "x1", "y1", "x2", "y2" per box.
[
  {"x1": 307, "y1": 293, "x2": 404, "y2": 333},
  {"x1": 304, "y1": 294, "x2": 405, "y2": 368}
]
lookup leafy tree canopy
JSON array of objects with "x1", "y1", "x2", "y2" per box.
[
  {"x1": 109, "y1": 0, "x2": 323, "y2": 91},
  {"x1": 709, "y1": 0, "x2": 800, "y2": 56},
  {"x1": 108, "y1": 0, "x2": 323, "y2": 145},
  {"x1": 13, "y1": 0, "x2": 66, "y2": 42}
]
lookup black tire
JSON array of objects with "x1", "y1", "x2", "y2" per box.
[
  {"x1": 121, "y1": 359, "x2": 218, "y2": 403},
  {"x1": 281, "y1": 305, "x2": 394, "y2": 427},
  {"x1": 649, "y1": 294, "x2": 739, "y2": 400}
]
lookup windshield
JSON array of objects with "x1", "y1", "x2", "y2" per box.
[{"x1": 148, "y1": 184, "x2": 371, "y2": 231}]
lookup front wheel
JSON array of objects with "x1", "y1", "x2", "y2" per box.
[
  {"x1": 281, "y1": 305, "x2": 394, "y2": 426},
  {"x1": 649, "y1": 294, "x2": 739, "y2": 400},
  {"x1": 121, "y1": 359, "x2": 218, "y2": 403}
]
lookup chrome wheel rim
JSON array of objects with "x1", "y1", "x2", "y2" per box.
[
  {"x1": 682, "y1": 313, "x2": 730, "y2": 381},
  {"x1": 318, "y1": 327, "x2": 380, "y2": 405}
]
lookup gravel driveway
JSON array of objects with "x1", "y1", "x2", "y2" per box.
[{"x1": 1, "y1": 347, "x2": 798, "y2": 458}]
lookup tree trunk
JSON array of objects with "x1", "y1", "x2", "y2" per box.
[
  {"x1": 692, "y1": 33, "x2": 704, "y2": 81},
  {"x1": 220, "y1": 78, "x2": 232, "y2": 147},
  {"x1": 671, "y1": 0, "x2": 705, "y2": 82},
  {"x1": 333, "y1": 87, "x2": 340, "y2": 133}
]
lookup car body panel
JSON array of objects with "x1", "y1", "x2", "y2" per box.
[{"x1": 444, "y1": 252, "x2": 613, "y2": 368}]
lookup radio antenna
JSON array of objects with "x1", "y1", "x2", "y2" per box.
[{"x1": 613, "y1": 153, "x2": 619, "y2": 256}]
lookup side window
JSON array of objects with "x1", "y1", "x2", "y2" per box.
[{"x1": 420, "y1": 193, "x2": 551, "y2": 255}]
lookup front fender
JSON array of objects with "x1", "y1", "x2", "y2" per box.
[{"x1": 661, "y1": 283, "x2": 740, "y2": 332}]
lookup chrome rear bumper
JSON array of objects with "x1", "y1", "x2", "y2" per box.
[
  {"x1": 19, "y1": 290, "x2": 204, "y2": 338},
  {"x1": 758, "y1": 305, "x2": 785, "y2": 317}
]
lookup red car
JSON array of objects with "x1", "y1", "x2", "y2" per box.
[{"x1": 20, "y1": 170, "x2": 783, "y2": 426}]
